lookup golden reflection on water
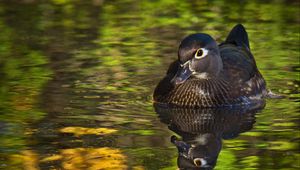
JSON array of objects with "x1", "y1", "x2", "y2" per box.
[
  {"x1": 12, "y1": 148, "x2": 128, "y2": 170},
  {"x1": 10, "y1": 128, "x2": 128, "y2": 170},
  {"x1": 59, "y1": 127, "x2": 118, "y2": 137}
]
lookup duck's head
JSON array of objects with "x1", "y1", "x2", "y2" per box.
[
  {"x1": 171, "y1": 135, "x2": 220, "y2": 169},
  {"x1": 171, "y1": 33, "x2": 223, "y2": 85}
]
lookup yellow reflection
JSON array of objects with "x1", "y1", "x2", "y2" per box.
[
  {"x1": 13, "y1": 147, "x2": 128, "y2": 170},
  {"x1": 11, "y1": 150, "x2": 39, "y2": 170},
  {"x1": 40, "y1": 147, "x2": 127, "y2": 170},
  {"x1": 61, "y1": 147, "x2": 127, "y2": 170},
  {"x1": 40, "y1": 154, "x2": 62, "y2": 162},
  {"x1": 59, "y1": 127, "x2": 117, "y2": 137}
]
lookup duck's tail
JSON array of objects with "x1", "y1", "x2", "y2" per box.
[
  {"x1": 225, "y1": 24, "x2": 250, "y2": 50},
  {"x1": 265, "y1": 89, "x2": 285, "y2": 99}
]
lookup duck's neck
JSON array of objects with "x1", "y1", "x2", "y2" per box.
[
  {"x1": 208, "y1": 50, "x2": 223, "y2": 76},
  {"x1": 193, "y1": 72, "x2": 210, "y2": 79}
]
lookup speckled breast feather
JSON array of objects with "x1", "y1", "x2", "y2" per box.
[{"x1": 156, "y1": 77, "x2": 243, "y2": 107}]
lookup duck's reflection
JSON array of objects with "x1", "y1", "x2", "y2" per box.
[{"x1": 154, "y1": 102, "x2": 265, "y2": 169}]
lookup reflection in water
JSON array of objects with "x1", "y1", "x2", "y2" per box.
[
  {"x1": 155, "y1": 102, "x2": 265, "y2": 169},
  {"x1": 43, "y1": 147, "x2": 127, "y2": 170}
]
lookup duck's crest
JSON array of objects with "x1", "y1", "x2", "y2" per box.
[{"x1": 225, "y1": 24, "x2": 250, "y2": 50}]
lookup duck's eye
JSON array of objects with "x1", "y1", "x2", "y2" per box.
[
  {"x1": 194, "y1": 48, "x2": 208, "y2": 59},
  {"x1": 193, "y1": 158, "x2": 207, "y2": 167}
]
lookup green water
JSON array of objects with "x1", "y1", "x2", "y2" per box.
[{"x1": 0, "y1": 0, "x2": 299, "y2": 169}]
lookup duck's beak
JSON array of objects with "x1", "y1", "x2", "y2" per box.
[
  {"x1": 171, "y1": 135, "x2": 191, "y2": 158},
  {"x1": 171, "y1": 61, "x2": 193, "y2": 85}
]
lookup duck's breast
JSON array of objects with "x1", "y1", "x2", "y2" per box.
[{"x1": 154, "y1": 77, "x2": 241, "y2": 107}]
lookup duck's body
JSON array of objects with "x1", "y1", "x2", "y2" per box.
[{"x1": 153, "y1": 24, "x2": 268, "y2": 107}]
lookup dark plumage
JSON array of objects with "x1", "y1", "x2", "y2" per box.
[
  {"x1": 153, "y1": 24, "x2": 268, "y2": 107},
  {"x1": 154, "y1": 101, "x2": 265, "y2": 169}
]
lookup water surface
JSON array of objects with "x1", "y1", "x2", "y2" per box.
[{"x1": 0, "y1": 0, "x2": 299, "y2": 169}]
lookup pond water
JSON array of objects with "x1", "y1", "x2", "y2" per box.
[{"x1": 0, "y1": 0, "x2": 299, "y2": 169}]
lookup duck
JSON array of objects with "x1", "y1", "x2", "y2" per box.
[{"x1": 153, "y1": 24, "x2": 268, "y2": 108}]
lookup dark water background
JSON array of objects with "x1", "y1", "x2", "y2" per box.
[{"x1": 0, "y1": 0, "x2": 299, "y2": 169}]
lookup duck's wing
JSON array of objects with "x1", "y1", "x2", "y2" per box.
[
  {"x1": 221, "y1": 24, "x2": 257, "y2": 81},
  {"x1": 220, "y1": 44, "x2": 256, "y2": 82},
  {"x1": 220, "y1": 24, "x2": 267, "y2": 97}
]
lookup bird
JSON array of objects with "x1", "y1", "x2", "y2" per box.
[{"x1": 153, "y1": 24, "x2": 268, "y2": 108}]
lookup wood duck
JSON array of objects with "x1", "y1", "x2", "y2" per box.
[{"x1": 153, "y1": 24, "x2": 268, "y2": 108}]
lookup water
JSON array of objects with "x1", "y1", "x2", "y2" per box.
[{"x1": 0, "y1": 0, "x2": 299, "y2": 169}]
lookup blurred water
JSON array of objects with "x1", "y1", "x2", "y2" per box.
[{"x1": 0, "y1": 0, "x2": 299, "y2": 169}]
